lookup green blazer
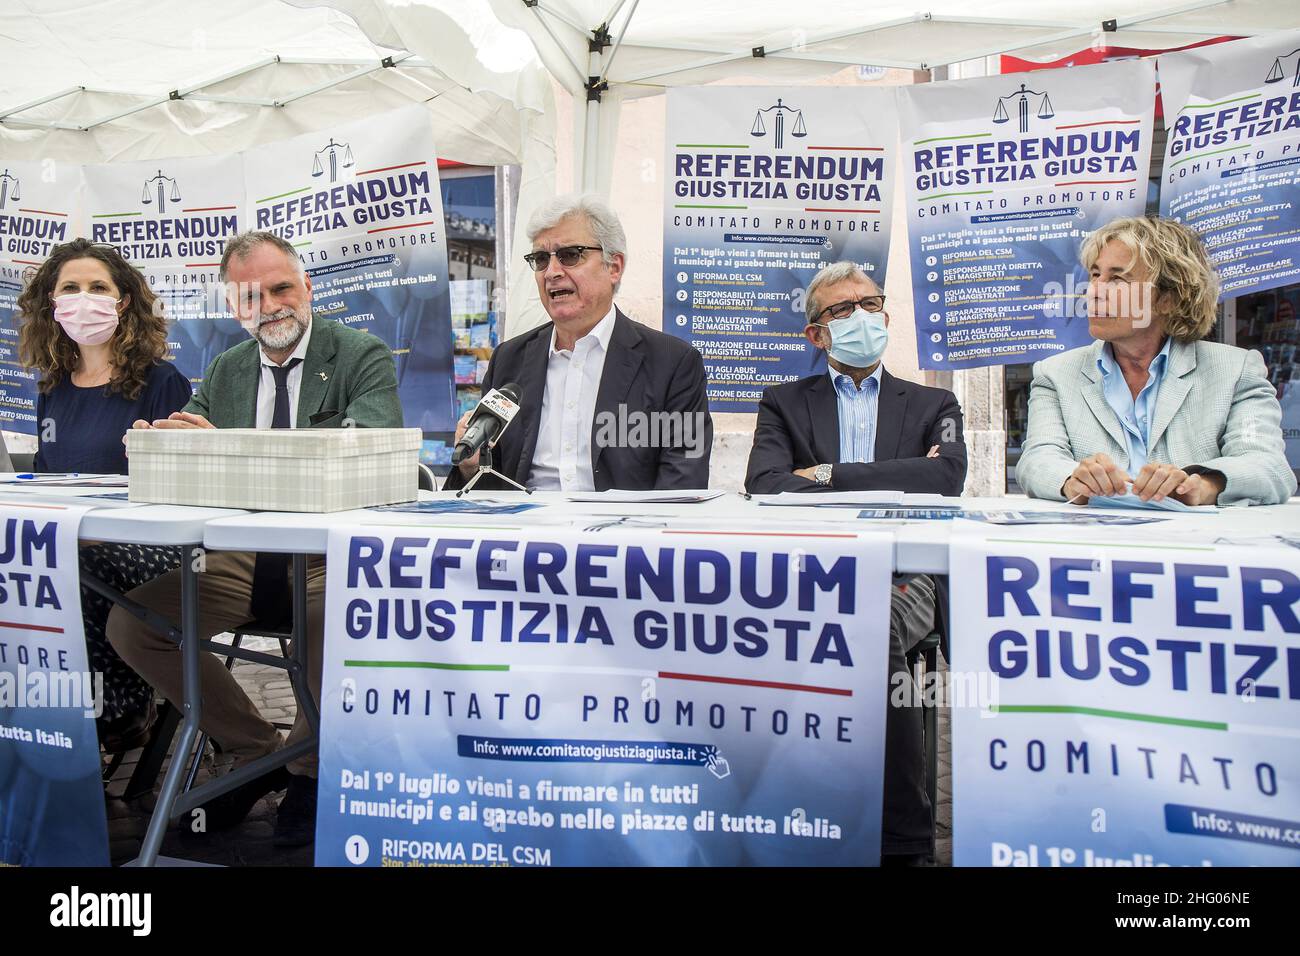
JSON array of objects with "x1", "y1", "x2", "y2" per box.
[{"x1": 184, "y1": 318, "x2": 403, "y2": 429}]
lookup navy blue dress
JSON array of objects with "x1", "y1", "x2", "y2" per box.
[
  {"x1": 31, "y1": 360, "x2": 192, "y2": 729},
  {"x1": 34, "y1": 361, "x2": 192, "y2": 474}
]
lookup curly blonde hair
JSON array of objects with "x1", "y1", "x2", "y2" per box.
[
  {"x1": 1080, "y1": 216, "x2": 1219, "y2": 342},
  {"x1": 17, "y1": 239, "x2": 169, "y2": 400}
]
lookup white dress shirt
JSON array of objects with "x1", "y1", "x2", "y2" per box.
[
  {"x1": 254, "y1": 320, "x2": 313, "y2": 429},
  {"x1": 527, "y1": 306, "x2": 616, "y2": 491}
]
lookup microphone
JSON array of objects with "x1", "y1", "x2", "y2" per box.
[{"x1": 452, "y1": 383, "x2": 522, "y2": 465}]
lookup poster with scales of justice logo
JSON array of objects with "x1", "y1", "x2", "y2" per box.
[
  {"x1": 899, "y1": 60, "x2": 1156, "y2": 371},
  {"x1": 82, "y1": 154, "x2": 246, "y2": 395},
  {"x1": 664, "y1": 86, "x2": 898, "y2": 414},
  {"x1": 242, "y1": 105, "x2": 455, "y2": 432},
  {"x1": 1159, "y1": 30, "x2": 1300, "y2": 300},
  {"x1": 0, "y1": 159, "x2": 83, "y2": 435}
]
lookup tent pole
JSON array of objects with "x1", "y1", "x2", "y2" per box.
[
  {"x1": 0, "y1": 87, "x2": 84, "y2": 120},
  {"x1": 583, "y1": 46, "x2": 602, "y2": 194},
  {"x1": 598, "y1": 0, "x2": 640, "y2": 84}
]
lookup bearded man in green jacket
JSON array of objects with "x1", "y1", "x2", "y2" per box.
[{"x1": 109, "y1": 231, "x2": 402, "y2": 847}]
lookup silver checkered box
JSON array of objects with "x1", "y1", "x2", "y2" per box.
[{"x1": 126, "y1": 427, "x2": 422, "y2": 512}]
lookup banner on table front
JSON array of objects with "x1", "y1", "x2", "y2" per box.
[
  {"x1": 664, "y1": 86, "x2": 899, "y2": 412},
  {"x1": 2, "y1": 106, "x2": 455, "y2": 435},
  {"x1": 950, "y1": 533, "x2": 1300, "y2": 867},
  {"x1": 899, "y1": 60, "x2": 1155, "y2": 371},
  {"x1": 0, "y1": 159, "x2": 82, "y2": 435},
  {"x1": 317, "y1": 526, "x2": 892, "y2": 866},
  {"x1": 0, "y1": 501, "x2": 109, "y2": 866},
  {"x1": 1159, "y1": 30, "x2": 1300, "y2": 299}
]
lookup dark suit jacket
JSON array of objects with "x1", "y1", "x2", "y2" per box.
[
  {"x1": 746, "y1": 367, "x2": 967, "y2": 659},
  {"x1": 445, "y1": 309, "x2": 712, "y2": 491},
  {"x1": 744, "y1": 368, "x2": 967, "y2": 496},
  {"x1": 185, "y1": 317, "x2": 403, "y2": 429}
]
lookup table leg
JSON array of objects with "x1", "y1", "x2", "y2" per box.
[
  {"x1": 135, "y1": 548, "x2": 204, "y2": 866},
  {"x1": 290, "y1": 554, "x2": 319, "y2": 737}
]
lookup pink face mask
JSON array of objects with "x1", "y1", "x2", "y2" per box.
[{"x1": 53, "y1": 292, "x2": 120, "y2": 346}]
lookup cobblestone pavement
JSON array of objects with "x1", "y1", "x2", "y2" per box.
[{"x1": 105, "y1": 640, "x2": 954, "y2": 867}]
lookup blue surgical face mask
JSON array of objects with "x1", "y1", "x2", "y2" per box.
[{"x1": 819, "y1": 308, "x2": 888, "y2": 368}]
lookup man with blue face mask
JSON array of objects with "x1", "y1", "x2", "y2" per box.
[
  {"x1": 745, "y1": 260, "x2": 967, "y2": 865},
  {"x1": 746, "y1": 261, "x2": 966, "y2": 496}
]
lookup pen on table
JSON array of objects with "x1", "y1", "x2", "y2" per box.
[{"x1": 15, "y1": 473, "x2": 80, "y2": 480}]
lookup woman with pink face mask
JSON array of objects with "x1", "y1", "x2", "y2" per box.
[
  {"x1": 18, "y1": 238, "x2": 191, "y2": 473},
  {"x1": 17, "y1": 239, "x2": 191, "y2": 751}
]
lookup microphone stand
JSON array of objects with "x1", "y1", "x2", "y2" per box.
[
  {"x1": 455, "y1": 412, "x2": 532, "y2": 497},
  {"x1": 456, "y1": 443, "x2": 532, "y2": 497}
]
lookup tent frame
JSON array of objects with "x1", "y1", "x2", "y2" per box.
[
  {"x1": 516, "y1": 0, "x2": 1264, "y2": 187},
  {"x1": 0, "y1": 54, "x2": 435, "y2": 133}
]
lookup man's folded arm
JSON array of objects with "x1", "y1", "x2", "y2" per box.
[
  {"x1": 744, "y1": 390, "x2": 820, "y2": 494},
  {"x1": 830, "y1": 394, "x2": 967, "y2": 495}
]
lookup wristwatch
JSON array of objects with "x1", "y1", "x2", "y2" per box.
[{"x1": 813, "y1": 463, "x2": 833, "y2": 486}]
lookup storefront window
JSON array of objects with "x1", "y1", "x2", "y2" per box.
[
  {"x1": 1233, "y1": 283, "x2": 1300, "y2": 485},
  {"x1": 421, "y1": 167, "x2": 499, "y2": 474}
]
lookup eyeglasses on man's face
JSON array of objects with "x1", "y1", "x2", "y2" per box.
[
  {"x1": 816, "y1": 294, "x2": 886, "y2": 323},
  {"x1": 523, "y1": 245, "x2": 604, "y2": 272}
]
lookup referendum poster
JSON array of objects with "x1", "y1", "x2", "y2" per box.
[
  {"x1": 316, "y1": 526, "x2": 892, "y2": 867},
  {"x1": 950, "y1": 533, "x2": 1300, "y2": 867},
  {"x1": 0, "y1": 501, "x2": 109, "y2": 866},
  {"x1": 899, "y1": 60, "x2": 1156, "y2": 371},
  {"x1": 244, "y1": 105, "x2": 455, "y2": 432},
  {"x1": 83, "y1": 155, "x2": 244, "y2": 392},
  {"x1": 0, "y1": 159, "x2": 81, "y2": 435},
  {"x1": 664, "y1": 87, "x2": 899, "y2": 413},
  {"x1": 1159, "y1": 30, "x2": 1300, "y2": 299}
]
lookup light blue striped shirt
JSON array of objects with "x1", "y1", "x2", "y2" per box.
[
  {"x1": 1097, "y1": 337, "x2": 1172, "y2": 475},
  {"x1": 830, "y1": 365, "x2": 882, "y2": 464}
]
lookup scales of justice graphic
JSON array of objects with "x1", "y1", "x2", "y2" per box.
[
  {"x1": 141, "y1": 170, "x2": 180, "y2": 214},
  {"x1": 312, "y1": 138, "x2": 354, "y2": 183},
  {"x1": 993, "y1": 83, "x2": 1055, "y2": 134},
  {"x1": 751, "y1": 98, "x2": 807, "y2": 150},
  {"x1": 1265, "y1": 47, "x2": 1300, "y2": 86},
  {"x1": 0, "y1": 169, "x2": 21, "y2": 210}
]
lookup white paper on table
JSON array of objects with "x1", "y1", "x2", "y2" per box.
[
  {"x1": 564, "y1": 489, "x2": 725, "y2": 504},
  {"x1": 756, "y1": 490, "x2": 904, "y2": 506},
  {"x1": 1085, "y1": 492, "x2": 1217, "y2": 514},
  {"x1": 1, "y1": 473, "x2": 125, "y2": 485},
  {"x1": 754, "y1": 491, "x2": 960, "y2": 508}
]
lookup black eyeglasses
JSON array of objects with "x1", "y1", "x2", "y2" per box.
[
  {"x1": 49, "y1": 240, "x2": 123, "y2": 258},
  {"x1": 816, "y1": 294, "x2": 886, "y2": 322},
  {"x1": 524, "y1": 245, "x2": 603, "y2": 272}
]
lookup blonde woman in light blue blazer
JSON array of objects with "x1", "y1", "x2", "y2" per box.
[{"x1": 1017, "y1": 216, "x2": 1296, "y2": 507}]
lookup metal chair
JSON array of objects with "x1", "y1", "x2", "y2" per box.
[{"x1": 906, "y1": 630, "x2": 943, "y2": 817}]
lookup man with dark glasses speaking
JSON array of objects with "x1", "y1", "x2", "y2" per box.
[{"x1": 445, "y1": 193, "x2": 712, "y2": 492}]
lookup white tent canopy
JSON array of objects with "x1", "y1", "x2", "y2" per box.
[
  {"x1": 0, "y1": 0, "x2": 559, "y2": 335},
  {"x1": 0, "y1": 0, "x2": 550, "y2": 165},
  {"x1": 487, "y1": 0, "x2": 1300, "y2": 190}
]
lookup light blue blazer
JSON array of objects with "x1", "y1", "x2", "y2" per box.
[{"x1": 1016, "y1": 338, "x2": 1296, "y2": 506}]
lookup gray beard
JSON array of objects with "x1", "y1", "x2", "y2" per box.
[{"x1": 255, "y1": 310, "x2": 309, "y2": 352}]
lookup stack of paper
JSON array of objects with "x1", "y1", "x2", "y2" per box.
[{"x1": 565, "y1": 489, "x2": 725, "y2": 504}]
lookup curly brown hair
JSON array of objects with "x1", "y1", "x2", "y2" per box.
[{"x1": 17, "y1": 239, "x2": 169, "y2": 400}]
